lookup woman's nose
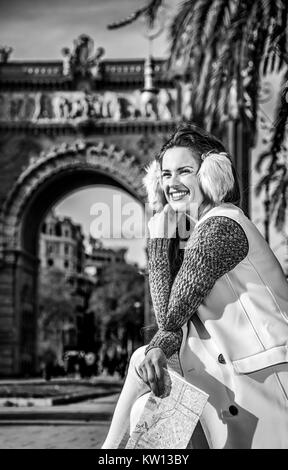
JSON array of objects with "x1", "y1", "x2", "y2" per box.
[{"x1": 170, "y1": 172, "x2": 180, "y2": 185}]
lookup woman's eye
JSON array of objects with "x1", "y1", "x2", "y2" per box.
[{"x1": 161, "y1": 173, "x2": 170, "y2": 179}]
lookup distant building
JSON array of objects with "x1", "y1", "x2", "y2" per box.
[
  {"x1": 40, "y1": 211, "x2": 85, "y2": 275},
  {"x1": 85, "y1": 236, "x2": 128, "y2": 280},
  {"x1": 38, "y1": 215, "x2": 133, "y2": 360}
]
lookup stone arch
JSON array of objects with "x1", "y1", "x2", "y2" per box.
[
  {"x1": 0, "y1": 140, "x2": 148, "y2": 376},
  {"x1": 1, "y1": 140, "x2": 147, "y2": 256}
]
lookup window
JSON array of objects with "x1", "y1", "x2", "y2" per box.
[
  {"x1": 55, "y1": 222, "x2": 62, "y2": 237},
  {"x1": 48, "y1": 259, "x2": 54, "y2": 267}
]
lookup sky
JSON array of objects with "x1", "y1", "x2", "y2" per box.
[
  {"x1": 55, "y1": 187, "x2": 147, "y2": 268},
  {"x1": 0, "y1": 0, "x2": 178, "y2": 60}
]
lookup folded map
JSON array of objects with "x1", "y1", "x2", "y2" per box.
[{"x1": 125, "y1": 369, "x2": 209, "y2": 449}]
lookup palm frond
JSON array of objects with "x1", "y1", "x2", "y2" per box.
[
  {"x1": 258, "y1": 0, "x2": 275, "y2": 73},
  {"x1": 204, "y1": 0, "x2": 235, "y2": 45},
  {"x1": 255, "y1": 151, "x2": 273, "y2": 172},
  {"x1": 245, "y1": 21, "x2": 267, "y2": 129},
  {"x1": 168, "y1": 0, "x2": 198, "y2": 72},
  {"x1": 270, "y1": 172, "x2": 285, "y2": 212},
  {"x1": 274, "y1": 1, "x2": 288, "y2": 69},
  {"x1": 271, "y1": 70, "x2": 288, "y2": 158},
  {"x1": 107, "y1": 0, "x2": 164, "y2": 30},
  {"x1": 145, "y1": 0, "x2": 164, "y2": 27},
  {"x1": 255, "y1": 172, "x2": 280, "y2": 197},
  {"x1": 275, "y1": 186, "x2": 287, "y2": 231},
  {"x1": 255, "y1": 174, "x2": 270, "y2": 197},
  {"x1": 204, "y1": 1, "x2": 255, "y2": 116},
  {"x1": 194, "y1": 49, "x2": 213, "y2": 110},
  {"x1": 190, "y1": 0, "x2": 236, "y2": 85},
  {"x1": 204, "y1": 28, "x2": 235, "y2": 121},
  {"x1": 107, "y1": 10, "x2": 146, "y2": 30},
  {"x1": 188, "y1": 0, "x2": 214, "y2": 58},
  {"x1": 262, "y1": 1, "x2": 288, "y2": 74}
]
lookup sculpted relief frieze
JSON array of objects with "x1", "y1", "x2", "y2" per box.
[{"x1": 0, "y1": 89, "x2": 178, "y2": 123}]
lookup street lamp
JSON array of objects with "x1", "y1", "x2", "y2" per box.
[
  {"x1": 134, "y1": 301, "x2": 141, "y2": 310},
  {"x1": 140, "y1": 15, "x2": 165, "y2": 117}
]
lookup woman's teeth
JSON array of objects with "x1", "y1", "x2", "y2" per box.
[{"x1": 170, "y1": 191, "x2": 189, "y2": 201}]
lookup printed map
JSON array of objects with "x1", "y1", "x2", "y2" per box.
[{"x1": 125, "y1": 369, "x2": 209, "y2": 449}]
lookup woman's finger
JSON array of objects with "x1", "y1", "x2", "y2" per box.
[
  {"x1": 138, "y1": 364, "x2": 148, "y2": 385},
  {"x1": 154, "y1": 363, "x2": 165, "y2": 390},
  {"x1": 147, "y1": 365, "x2": 159, "y2": 396}
]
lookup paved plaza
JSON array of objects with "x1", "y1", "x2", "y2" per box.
[
  {"x1": 0, "y1": 393, "x2": 118, "y2": 449},
  {"x1": 0, "y1": 422, "x2": 110, "y2": 449}
]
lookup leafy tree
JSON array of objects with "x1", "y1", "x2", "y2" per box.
[
  {"x1": 38, "y1": 268, "x2": 76, "y2": 362},
  {"x1": 88, "y1": 263, "x2": 145, "y2": 347}
]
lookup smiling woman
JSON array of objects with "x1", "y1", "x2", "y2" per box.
[{"x1": 102, "y1": 123, "x2": 288, "y2": 450}]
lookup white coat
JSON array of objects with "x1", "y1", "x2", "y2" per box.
[
  {"x1": 131, "y1": 203, "x2": 288, "y2": 449},
  {"x1": 181, "y1": 203, "x2": 288, "y2": 449}
]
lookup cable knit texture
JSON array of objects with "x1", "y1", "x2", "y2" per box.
[{"x1": 145, "y1": 216, "x2": 249, "y2": 359}]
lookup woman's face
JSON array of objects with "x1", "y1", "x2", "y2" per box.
[{"x1": 161, "y1": 146, "x2": 203, "y2": 214}]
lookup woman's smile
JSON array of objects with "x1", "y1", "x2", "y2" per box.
[{"x1": 169, "y1": 189, "x2": 190, "y2": 202}]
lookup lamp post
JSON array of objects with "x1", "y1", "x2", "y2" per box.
[
  {"x1": 133, "y1": 300, "x2": 142, "y2": 348},
  {"x1": 140, "y1": 16, "x2": 164, "y2": 118}
]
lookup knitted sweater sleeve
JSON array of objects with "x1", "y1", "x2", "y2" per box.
[
  {"x1": 146, "y1": 237, "x2": 184, "y2": 358},
  {"x1": 146, "y1": 216, "x2": 249, "y2": 358}
]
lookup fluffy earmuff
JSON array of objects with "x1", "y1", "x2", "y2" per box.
[
  {"x1": 142, "y1": 160, "x2": 165, "y2": 212},
  {"x1": 197, "y1": 152, "x2": 234, "y2": 203}
]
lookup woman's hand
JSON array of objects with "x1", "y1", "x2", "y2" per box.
[
  {"x1": 138, "y1": 347, "x2": 167, "y2": 396},
  {"x1": 148, "y1": 205, "x2": 178, "y2": 239}
]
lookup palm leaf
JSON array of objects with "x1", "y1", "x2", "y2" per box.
[
  {"x1": 107, "y1": 0, "x2": 164, "y2": 30},
  {"x1": 203, "y1": 0, "x2": 233, "y2": 46},
  {"x1": 192, "y1": 0, "x2": 235, "y2": 82},
  {"x1": 275, "y1": 187, "x2": 287, "y2": 231},
  {"x1": 168, "y1": 0, "x2": 198, "y2": 72},
  {"x1": 246, "y1": 23, "x2": 267, "y2": 129},
  {"x1": 259, "y1": 0, "x2": 275, "y2": 75},
  {"x1": 144, "y1": 0, "x2": 164, "y2": 27},
  {"x1": 205, "y1": 1, "x2": 254, "y2": 116},
  {"x1": 188, "y1": 0, "x2": 214, "y2": 59},
  {"x1": 271, "y1": 70, "x2": 288, "y2": 158},
  {"x1": 270, "y1": 173, "x2": 285, "y2": 212},
  {"x1": 255, "y1": 173, "x2": 280, "y2": 197},
  {"x1": 262, "y1": 1, "x2": 288, "y2": 74},
  {"x1": 255, "y1": 151, "x2": 273, "y2": 172}
]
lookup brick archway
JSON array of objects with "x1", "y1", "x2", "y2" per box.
[{"x1": 0, "y1": 140, "x2": 147, "y2": 376}]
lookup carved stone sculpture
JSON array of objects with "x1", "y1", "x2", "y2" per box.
[
  {"x1": 0, "y1": 46, "x2": 13, "y2": 63},
  {"x1": 61, "y1": 35, "x2": 105, "y2": 79}
]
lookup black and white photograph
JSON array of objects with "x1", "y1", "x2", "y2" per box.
[{"x1": 0, "y1": 0, "x2": 287, "y2": 451}]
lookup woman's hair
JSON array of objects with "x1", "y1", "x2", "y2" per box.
[{"x1": 143, "y1": 122, "x2": 242, "y2": 278}]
